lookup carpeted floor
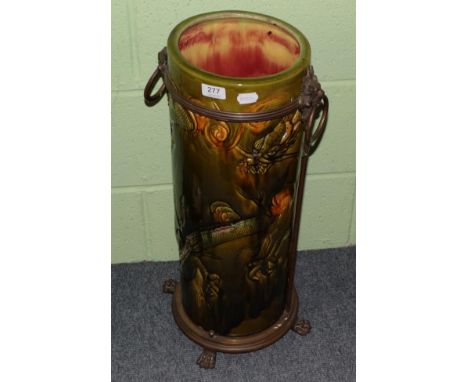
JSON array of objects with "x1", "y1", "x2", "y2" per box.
[{"x1": 112, "y1": 246, "x2": 355, "y2": 382}]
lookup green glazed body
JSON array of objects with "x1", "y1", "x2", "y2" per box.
[{"x1": 166, "y1": 11, "x2": 311, "y2": 336}]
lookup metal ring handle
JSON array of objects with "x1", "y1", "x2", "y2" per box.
[
  {"x1": 304, "y1": 94, "x2": 329, "y2": 157},
  {"x1": 144, "y1": 65, "x2": 167, "y2": 106}
]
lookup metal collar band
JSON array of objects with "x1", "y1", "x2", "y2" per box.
[
  {"x1": 144, "y1": 48, "x2": 325, "y2": 123},
  {"x1": 163, "y1": 76, "x2": 300, "y2": 122}
]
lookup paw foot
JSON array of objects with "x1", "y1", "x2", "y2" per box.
[
  {"x1": 162, "y1": 279, "x2": 176, "y2": 294},
  {"x1": 196, "y1": 349, "x2": 216, "y2": 369},
  {"x1": 292, "y1": 319, "x2": 311, "y2": 336}
]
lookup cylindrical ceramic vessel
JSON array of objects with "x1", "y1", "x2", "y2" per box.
[{"x1": 163, "y1": 11, "x2": 312, "y2": 337}]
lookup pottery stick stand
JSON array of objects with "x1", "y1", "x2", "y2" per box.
[{"x1": 144, "y1": 11, "x2": 329, "y2": 369}]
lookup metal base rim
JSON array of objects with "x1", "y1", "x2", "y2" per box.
[{"x1": 171, "y1": 283, "x2": 299, "y2": 353}]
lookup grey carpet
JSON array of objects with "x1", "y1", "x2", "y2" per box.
[{"x1": 112, "y1": 246, "x2": 356, "y2": 382}]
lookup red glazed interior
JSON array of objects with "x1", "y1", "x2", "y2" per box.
[{"x1": 178, "y1": 18, "x2": 300, "y2": 78}]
